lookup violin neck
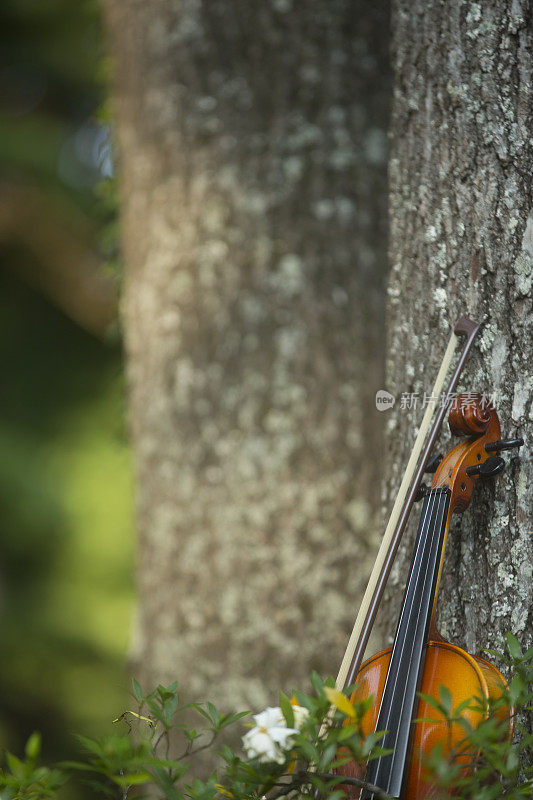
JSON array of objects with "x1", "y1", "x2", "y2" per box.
[{"x1": 363, "y1": 488, "x2": 452, "y2": 799}]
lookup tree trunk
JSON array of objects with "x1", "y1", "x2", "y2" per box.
[
  {"x1": 103, "y1": 0, "x2": 390, "y2": 708},
  {"x1": 380, "y1": 0, "x2": 532, "y2": 660}
]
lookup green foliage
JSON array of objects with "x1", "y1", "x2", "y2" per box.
[
  {"x1": 0, "y1": 268, "x2": 132, "y2": 748},
  {"x1": 0, "y1": 0, "x2": 127, "y2": 777},
  {"x1": 0, "y1": 733, "x2": 65, "y2": 799},
  {"x1": 0, "y1": 635, "x2": 530, "y2": 800},
  {"x1": 424, "y1": 634, "x2": 533, "y2": 800}
]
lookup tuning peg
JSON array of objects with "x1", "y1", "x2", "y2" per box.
[
  {"x1": 414, "y1": 483, "x2": 430, "y2": 502},
  {"x1": 425, "y1": 453, "x2": 443, "y2": 473},
  {"x1": 485, "y1": 437, "x2": 524, "y2": 453},
  {"x1": 466, "y1": 455, "x2": 506, "y2": 478}
]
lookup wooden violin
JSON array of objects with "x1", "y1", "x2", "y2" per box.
[{"x1": 338, "y1": 393, "x2": 522, "y2": 799}]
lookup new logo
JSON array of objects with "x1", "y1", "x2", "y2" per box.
[{"x1": 375, "y1": 389, "x2": 395, "y2": 411}]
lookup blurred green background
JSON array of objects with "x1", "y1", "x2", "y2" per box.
[{"x1": 0, "y1": 0, "x2": 133, "y2": 779}]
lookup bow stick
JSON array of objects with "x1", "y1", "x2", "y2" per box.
[{"x1": 335, "y1": 315, "x2": 480, "y2": 693}]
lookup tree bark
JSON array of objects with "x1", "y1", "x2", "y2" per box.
[
  {"x1": 103, "y1": 0, "x2": 390, "y2": 708},
  {"x1": 380, "y1": 0, "x2": 532, "y2": 661}
]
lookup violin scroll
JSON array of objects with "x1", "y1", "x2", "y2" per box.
[
  {"x1": 432, "y1": 393, "x2": 501, "y2": 513},
  {"x1": 448, "y1": 392, "x2": 492, "y2": 436}
]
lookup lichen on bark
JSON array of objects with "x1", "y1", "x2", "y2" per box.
[{"x1": 381, "y1": 0, "x2": 532, "y2": 665}]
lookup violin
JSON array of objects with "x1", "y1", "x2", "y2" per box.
[{"x1": 338, "y1": 392, "x2": 523, "y2": 799}]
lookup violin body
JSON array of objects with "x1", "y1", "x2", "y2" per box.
[
  {"x1": 342, "y1": 641, "x2": 509, "y2": 798},
  {"x1": 337, "y1": 394, "x2": 517, "y2": 798}
]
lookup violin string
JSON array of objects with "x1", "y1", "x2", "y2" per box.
[
  {"x1": 382, "y1": 483, "x2": 449, "y2": 793},
  {"x1": 371, "y1": 481, "x2": 441, "y2": 766},
  {"x1": 369, "y1": 480, "x2": 441, "y2": 787},
  {"x1": 370, "y1": 477, "x2": 448, "y2": 792},
  {"x1": 370, "y1": 475, "x2": 450, "y2": 793}
]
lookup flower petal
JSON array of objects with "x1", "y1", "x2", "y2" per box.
[{"x1": 253, "y1": 707, "x2": 284, "y2": 728}]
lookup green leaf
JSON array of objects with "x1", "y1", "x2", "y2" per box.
[
  {"x1": 327, "y1": 791, "x2": 346, "y2": 800},
  {"x1": 507, "y1": 632, "x2": 522, "y2": 661},
  {"x1": 207, "y1": 701, "x2": 220, "y2": 727},
  {"x1": 5, "y1": 753, "x2": 25, "y2": 781},
  {"x1": 25, "y1": 732, "x2": 41, "y2": 761},
  {"x1": 59, "y1": 760, "x2": 98, "y2": 772},
  {"x1": 142, "y1": 758, "x2": 187, "y2": 776},
  {"x1": 318, "y1": 742, "x2": 338, "y2": 770},
  {"x1": 291, "y1": 690, "x2": 315, "y2": 712},
  {"x1": 455, "y1": 717, "x2": 474, "y2": 736},
  {"x1": 362, "y1": 730, "x2": 388, "y2": 757},
  {"x1": 308, "y1": 774, "x2": 326, "y2": 793},
  {"x1": 157, "y1": 684, "x2": 177, "y2": 702},
  {"x1": 505, "y1": 749, "x2": 519, "y2": 772},
  {"x1": 453, "y1": 697, "x2": 474, "y2": 717},
  {"x1": 328, "y1": 756, "x2": 352, "y2": 769},
  {"x1": 482, "y1": 647, "x2": 504, "y2": 659},
  {"x1": 217, "y1": 745, "x2": 235, "y2": 764},
  {"x1": 146, "y1": 697, "x2": 166, "y2": 723},
  {"x1": 509, "y1": 674, "x2": 527, "y2": 705},
  {"x1": 114, "y1": 771, "x2": 152, "y2": 787},
  {"x1": 353, "y1": 695, "x2": 373, "y2": 718},
  {"x1": 311, "y1": 671, "x2": 325, "y2": 696},
  {"x1": 522, "y1": 645, "x2": 533, "y2": 661},
  {"x1": 132, "y1": 677, "x2": 143, "y2": 704},
  {"x1": 279, "y1": 692, "x2": 295, "y2": 728},
  {"x1": 163, "y1": 694, "x2": 179, "y2": 725},
  {"x1": 218, "y1": 710, "x2": 250, "y2": 730},
  {"x1": 365, "y1": 746, "x2": 394, "y2": 762},
  {"x1": 337, "y1": 723, "x2": 358, "y2": 741},
  {"x1": 418, "y1": 692, "x2": 446, "y2": 716},
  {"x1": 150, "y1": 765, "x2": 182, "y2": 799},
  {"x1": 75, "y1": 734, "x2": 106, "y2": 758},
  {"x1": 296, "y1": 738, "x2": 319, "y2": 763},
  {"x1": 192, "y1": 703, "x2": 212, "y2": 721},
  {"x1": 439, "y1": 685, "x2": 453, "y2": 717}
]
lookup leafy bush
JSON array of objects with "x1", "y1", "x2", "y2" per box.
[{"x1": 0, "y1": 634, "x2": 530, "y2": 800}]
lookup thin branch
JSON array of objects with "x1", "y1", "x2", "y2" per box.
[
  {"x1": 316, "y1": 772, "x2": 394, "y2": 800},
  {"x1": 265, "y1": 770, "x2": 394, "y2": 800},
  {"x1": 119, "y1": 768, "x2": 130, "y2": 800},
  {"x1": 154, "y1": 727, "x2": 168, "y2": 751},
  {"x1": 175, "y1": 732, "x2": 217, "y2": 761}
]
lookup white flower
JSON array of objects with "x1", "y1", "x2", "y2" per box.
[{"x1": 242, "y1": 706, "x2": 303, "y2": 764}]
